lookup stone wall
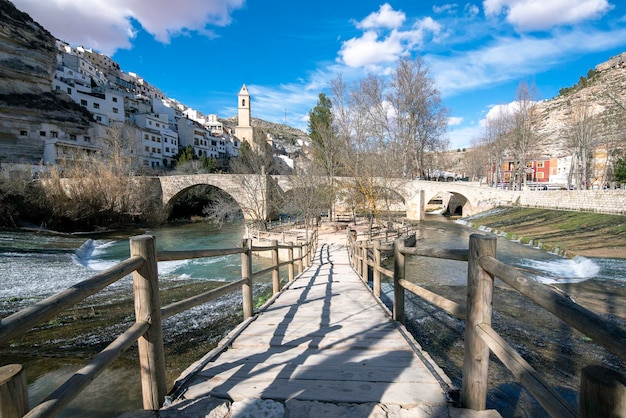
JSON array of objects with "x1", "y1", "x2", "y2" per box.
[{"x1": 517, "y1": 189, "x2": 626, "y2": 215}]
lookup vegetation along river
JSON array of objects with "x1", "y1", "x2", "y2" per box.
[{"x1": 0, "y1": 214, "x2": 625, "y2": 417}]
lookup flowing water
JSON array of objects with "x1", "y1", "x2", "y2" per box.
[{"x1": 0, "y1": 217, "x2": 624, "y2": 416}]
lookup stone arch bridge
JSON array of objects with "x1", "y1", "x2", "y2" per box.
[{"x1": 154, "y1": 174, "x2": 524, "y2": 220}]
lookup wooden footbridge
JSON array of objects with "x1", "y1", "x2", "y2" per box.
[{"x1": 157, "y1": 234, "x2": 462, "y2": 417}]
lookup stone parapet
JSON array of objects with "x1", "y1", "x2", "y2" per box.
[{"x1": 517, "y1": 189, "x2": 626, "y2": 215}]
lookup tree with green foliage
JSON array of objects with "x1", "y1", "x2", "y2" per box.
[
  {"x1": 173, "y1": 145, "x2": 217, "y2": 174},
  {"x1": 614, "y1": 156, "x2": 626, "y2": 183},
  {"x1": 308, "y1": 92, "x2": 343, "y2": 220}
]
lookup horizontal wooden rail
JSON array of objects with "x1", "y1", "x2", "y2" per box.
[
  {"x1": 254, "y1": 264, "x2": 278, "y2": 277},
  {"x1": 161, "y1": 279, "x2": 246, "y2": 319},
  {"x1": 0, "y1": 255, "x2": 144, "y2": 347},
  {"x1": 157, "y1": 247, "x2": 243, "y2": 261},
  {"x1": 401, "y1": 247, "x2": 469, "y2": 261},
  {"x1": 475, "y1": 323, "x2": 577, "y2": 418},
  {"x1": 25, "y1": 320, "x2": 151, "y2": 418},
  {"x1": 398, "y1": 279, "x2": 466, "y2": 320},
  {"x1": 378, "y1": 265, "x2": 393, "y2": 278},
  {"x1": 479, "y1": 255, "x2": 626, "y2": 362}
]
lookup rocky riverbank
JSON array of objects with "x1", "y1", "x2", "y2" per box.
[{"x1": 461, "y1": 207, "x2": 626, "y2": 259}]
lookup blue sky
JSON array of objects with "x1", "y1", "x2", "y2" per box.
[{"x1": 11, "y1": 0, "x2": 626, "y2": 149}]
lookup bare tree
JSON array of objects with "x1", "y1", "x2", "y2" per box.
[
  {"x1": 387, "y1": 57, "x2": 449, "y2": 179},
  {"x1": 510, "y1": 81, "x2": 542, "y2": 189},
  {"x1": 564, "y1": 102, "x2": 596, "y2": 189},
  {"x1": 483, "y1": 107, "x2": 513, "y2": 187}
]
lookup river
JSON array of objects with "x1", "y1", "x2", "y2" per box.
[{"x1": 0, "y1": 216, "x2": 624, "y2": 417}]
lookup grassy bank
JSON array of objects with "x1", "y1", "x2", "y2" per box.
[{"x1": 463, "y1": 207, "x2": 626, "y2": 259}]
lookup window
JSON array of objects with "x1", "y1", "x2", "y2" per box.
[
  {"x1": 19, "y1": 130, "x2": 27, "y2": 136},
  {"x1": 537, "y1": 162, "x2": 544, "y2": 168},
  {"x1": 81, "y1": 99, "x2": 87, "y2": 106},
  {"x1": 40, "y1": 131, "x2": 46, "y2": 137},
  {"x1": 537, "y1": 172, "x2": 544, "y2": 179},
  {"x1": 112, "y1": 97, "x2": 118, "y2": 102},
  {"x1": 70, "y1": 134, "x2": 76, "y2": 141},
  {"x1": 96, "y1": 116, "x2": 102, "y2": 122},
  {"x1": 156, "y1": 123, "x2": 160, "y2": 127},
  {"x1": 145, "y1": 146, "x2": 149, "y2": 152},
  {"x1": 67, "y1": 87, "x2": 71, "y2": 94},
  {"x1": 165, "y1": 147, "x2": 170, "y2": 153},
  {"x1": 51, "y1": 131, "x2": 58, "y2": 138},
  {"x1": 241, "y1": 99, "x2": 246, "y2": 106},
  {"x1": 112, "y1": 108, "x2": 118, "y2": 114},
  {"x1": 144, "y1": 134, "x2": 149, "y2": 140},
  {"x1": 84, "y1": 136, "x2": 91, "y2": 142},
  {"x1": 157, "y1": 149, "x2": 161, "y2": 154},
  {"x1": 93, "y1": 102, "x2": 100, "y2": 109}
]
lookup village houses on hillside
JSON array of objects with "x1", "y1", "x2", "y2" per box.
[{"x1": 45, "y1": 41, "x2": 242, "y2": 170}]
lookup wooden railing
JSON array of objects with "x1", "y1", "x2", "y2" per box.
[
  {"x1": 348, "y1": 232, "x2": 626, "y2": 418},
  {"x1": 0, "y1": 229, "x2": 318, "y2": 417}
]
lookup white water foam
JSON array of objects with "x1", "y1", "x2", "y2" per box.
[{"x1": 518, "y1": 256, "x2": 601, "y2": 284}]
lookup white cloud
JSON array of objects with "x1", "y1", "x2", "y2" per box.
[
  {"x1": 339, "y1": 14, "x2": 441, "y2": 68},
  {"x1": 428, "y1": 27, "x2": 626, "y2": 97},
  {"x1": 338, "y1": 31, "x2": 405, "y2": 67},
  {"x1": 465, "y1": 4, "x2": 480, "y2": 17},
  {"x1": 433, "y1": 4, "x2": 458, "y2": 14},
  {"x1": 483, "y1": 0, "x2": 612, "y2": 31},
  {"x1": 356, "y1": 3, "x2": 406, "y2": 30},
  {"x1": 448, "y1": 124, "x2": 483, "y2": 149},
  {"x1": 11, "y1": 0, "x2": 244, "y2": 55},
  {"x1": 448, "y1": 116, "x2": 464, "y2": 126}
]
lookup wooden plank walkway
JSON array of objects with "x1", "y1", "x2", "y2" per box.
[{"x1": 147, "y1": 232, "x2": 494, "y2": 417}]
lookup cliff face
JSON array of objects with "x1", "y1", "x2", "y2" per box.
[
  {"x1": 0, "y1": 1, "x2": 95, "y2": 165},
  {"x1": 534, "y1": 53, "x2": 626, "y2": 158},
  {"x1": 0, "y1": 0, "x2": 56, "y2": 94}
]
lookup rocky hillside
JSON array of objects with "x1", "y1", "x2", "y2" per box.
[
  {"x1": 534, "y1": 52, "x2": 626, "y2": 158},
  {"x1": 221, "y1": 116, "x2": 310, "y2": 155},
  {"x1": 0, "y1": 0, "x2": 56, "y2": 94},
  {"x1": 0, "y1": 0, "x2": 96, "y2": 165}
]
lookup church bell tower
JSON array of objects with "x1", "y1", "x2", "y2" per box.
[{"x1": 235, "y1": 84, "x2": 254, "y2": 145}]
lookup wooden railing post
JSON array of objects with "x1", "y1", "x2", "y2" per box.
[
  {"x1": 296, "y1": 244, "x2": 303, "y2": 274},
  {"x1": 288, "y1": 244, "x2": 295, "y2": 281},
  {"x1": 305, "y1": 241, "x2": 310, "y2": 267},
  {"x1": 271, "y1": 239, "x2": 280, "y2": 294},
  {"x1": 130, "y1": 235, "x2": 167, "y2": 411},
  {"x1": 241, "y1": 238, "x2": 253, "y2": 319},
  {"x1": 0, "y1": 364, "x2": 28, "y2": 418},
  {"x1": 579, "y1": 365, "x2": 626, "y2": 418},
  {"x1": 363, "y1": 241, "x2": 371, "y2": 283},
  {"x1": 393, "y1": 238, "x2": 406, "y2": 324},
  {"x1": 373, "y1": 240, "x2": 381, "y2": 298},
  {"x1": 461, "y1": 234, "x2": 497, "y2": 411}
]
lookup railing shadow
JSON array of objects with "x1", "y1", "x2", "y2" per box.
[{"x1": 173, "y1": 238, "x2": 452, "y2": 415}]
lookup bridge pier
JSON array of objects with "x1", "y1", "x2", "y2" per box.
[{"x1": 406, "y1": 190, "x2": 425, "y2": 221}]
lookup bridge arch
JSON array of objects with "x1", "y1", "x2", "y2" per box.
[
  {"x1": 164, "y1": 183, "x2": 243, "y2": 220},
  {"x1": 158, "y1": 174, "x2": 270, "y2": 220},
  {"x1": 422, "y1": 190, "x2": 472, "y2": 216}
]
